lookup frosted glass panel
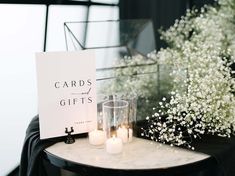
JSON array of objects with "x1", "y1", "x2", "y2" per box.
[{"x1": 0, "y1": 4, "x2": 45, "y2": 176}]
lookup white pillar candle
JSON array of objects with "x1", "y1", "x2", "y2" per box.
[
  {"x1": 89, "y1": 129, "x2": 105, "y2": 146},
  {"x1": 106, "y1": 136, "x2": 123, "y2": 154},
  {"x1": 117, "y1": 127, "x2": 133, "y2": 143}
]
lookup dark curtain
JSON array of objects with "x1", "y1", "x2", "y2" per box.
[
  {"x1": 119, "y1": 0, "x2": 215, "y2": 50},
  {"x1": 189, "y1": 0, "x2": 215, "y2": 9}
]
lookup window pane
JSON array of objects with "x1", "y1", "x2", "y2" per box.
[
  {"x1": 88, "y1": 5, "x2": 119, "y2": 21},
  {"x1": 0, "y1": 4, "x2": 45, "y2": 176},
  {"x1": 46, "y1": 5, "x2": 88, "y2": 51},
  {"x1": 87, "y1": 6, "x2": 120, "y2": 74},
  {"x1": 70, "y1": 0, "x2": 88, "y2": 1},
  {"x1": 91, "y1": 0, "x2": 119, "y2": 4}
]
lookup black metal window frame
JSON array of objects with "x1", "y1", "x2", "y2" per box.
[{"x1": 0, "y1": 0, "x2": 119, "y2": 52}]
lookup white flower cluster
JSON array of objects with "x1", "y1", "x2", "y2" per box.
[{"x1": 143, "y1": 0, "x2": 235, "y2": 149}]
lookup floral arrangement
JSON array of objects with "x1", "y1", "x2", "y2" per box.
[
  {"x1": 101, "y1": 0, "x2": 235, "y2": 149},
  {"x1": 141, "y1": 0, "x2": 235, "y2": 149}
]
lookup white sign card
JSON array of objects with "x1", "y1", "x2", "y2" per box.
[{"x1": 36, "y1": 51, "x2": 97, "y2": 139}]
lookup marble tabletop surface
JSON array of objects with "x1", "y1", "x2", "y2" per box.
[{"x1": 45, "y1": 137, "x2": 210, "y2": 170}]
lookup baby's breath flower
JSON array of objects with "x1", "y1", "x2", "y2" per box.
[
  {"x1": 102, "y1": 0, "x2": 235, "y2": 149},
  {"x1": 142, "y1": 0, "x2": 235, "y2": 148}
]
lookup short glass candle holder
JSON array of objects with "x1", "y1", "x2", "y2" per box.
[
  {"x1": 97, "y1": 94, "x2": 109, "y2": 130},
  {"x1": 88, "y1": 94, "x2": 107, "y2": 146}
]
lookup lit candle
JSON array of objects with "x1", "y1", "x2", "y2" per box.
[
  {"x1": 117, "y1": 127, "x2": 133, "y2": 143},
  {"x1": 128, "y1": 128, "x2": 133, "y2": 142},
  {"x1": 89, "y1": 129, "x2": 106, "y2": 146},
  {"x1": 105, "y1": 136, "x2": 123, "y2": 154}
]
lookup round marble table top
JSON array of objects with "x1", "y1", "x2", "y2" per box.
[{"x1": 45, "y1": 137, "x2": 210, "y2": 170}]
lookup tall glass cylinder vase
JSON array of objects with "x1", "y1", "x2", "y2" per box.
[{"x1": 103, "y1": 99, "x2": 135, "y2": 144}]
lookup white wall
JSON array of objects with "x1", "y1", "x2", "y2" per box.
[{"x1": 0, "y1": 4, "x2": 45, "y2": 175}]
